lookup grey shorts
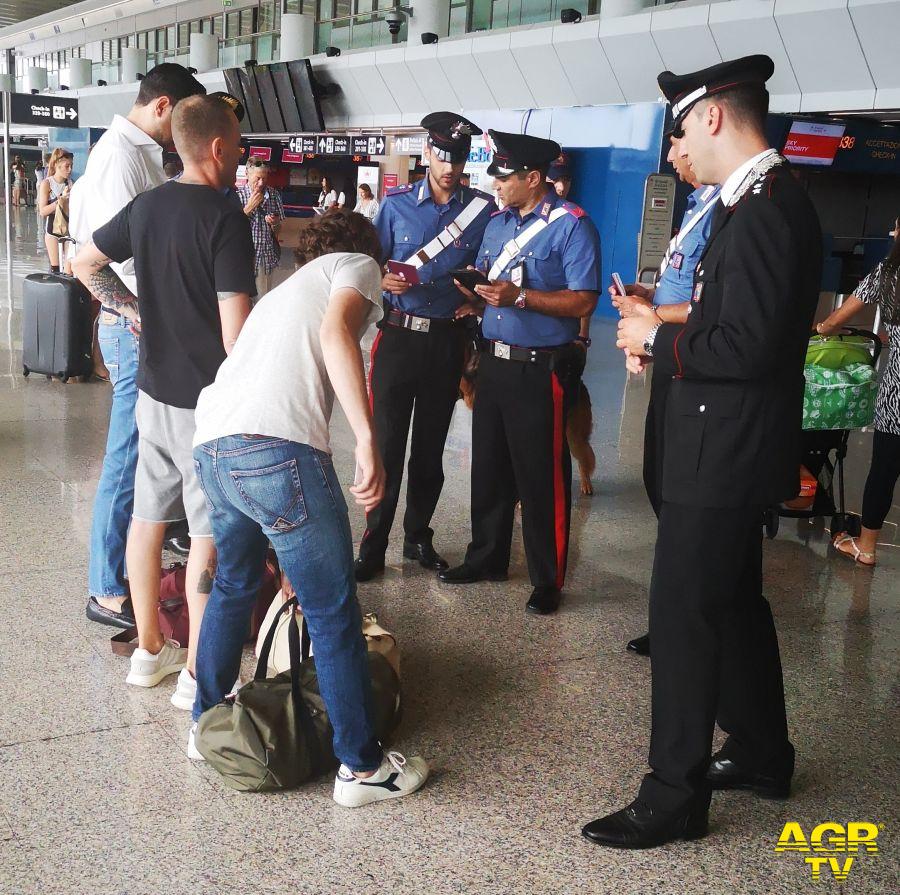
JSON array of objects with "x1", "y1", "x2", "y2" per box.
[{"x1": 133, "y1": 391, "x2": 211, "y2": 538}]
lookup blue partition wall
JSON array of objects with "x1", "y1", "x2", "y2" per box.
[{"x1": 554, "y1": 103, "x2": 665, "y2": 319}]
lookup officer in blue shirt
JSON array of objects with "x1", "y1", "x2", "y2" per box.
[
  {"x1": 611, "y1": 133, "x2": 720, "y2": 656},
  {"x1": 439, "y1": 131, "x2": 602, "y2": 616},
  {"x1": 355, "y1": 112, "x2": 496, "y2": 582}
]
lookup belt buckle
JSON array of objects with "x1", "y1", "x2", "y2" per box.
[
  {"x1": 412, "y1": 317, "x2": 430, "y2": 333},
  {"x1": 494, "y1": 341, "x2": 511, "y2": 360}
]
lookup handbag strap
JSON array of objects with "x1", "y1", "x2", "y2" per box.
[{"x1": 255, "y1": 596, "x2": 297, "y2": 680}]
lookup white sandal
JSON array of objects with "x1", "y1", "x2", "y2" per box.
[{"x1": 832, "y1": 534, "x2": 876, "y2": 567}]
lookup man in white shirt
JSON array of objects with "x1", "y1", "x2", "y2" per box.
[{"x1": 72, "y1": 63, "x2": 205, "y2": 630}]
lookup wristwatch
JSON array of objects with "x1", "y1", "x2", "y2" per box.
[
  {"x1": 575, "y1": 336, "x2": 592, "y2": 347},
  {"x1": 643, "y1": 322, "x2": 663, "y2": 357},
  {"x1": 514, "y1": 288, "x2": 527, "y2": 309}
]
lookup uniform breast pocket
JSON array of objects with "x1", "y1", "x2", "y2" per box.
[
  {"x1": 523, "y1": 242, "x2": 562, "y2": 289},
  {"x1": 396, "y1": 227, "x2": 427, "y2": 254},
  {"x1": 689, "y1": 256, "x2": 721, "y2": 308}
]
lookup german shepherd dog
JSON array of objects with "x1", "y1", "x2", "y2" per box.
[{"x1": 458, "y1": 349, "x2": 596, "y2": 495}]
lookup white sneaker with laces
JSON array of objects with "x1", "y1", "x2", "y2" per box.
[
  {"x1": 125, "y1": 639, "x2": 187, "y2": 688},
  {"x1": 171, "y1": 671, "x2": 243, "y2": 712},
  {"x1": 333, "y1": 750, "x2": 429, "y2": 808},
  {"x1": 187, "y1": 722, "x2": 205, "y2": 761}
]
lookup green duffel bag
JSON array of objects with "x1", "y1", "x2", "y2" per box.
[
  {"x1": 196, "y1": 597, "x2": 401, "y2": 792},
  {"x1": 805, "y1": 334, "x2": 873, "y2": 370},
  {"x1": 803, "y1": 363, "x2": 878, "y2": 431}
]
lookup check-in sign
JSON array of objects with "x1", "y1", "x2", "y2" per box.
[{"x1": 8, "y1": 92, "x2": 79, "y2": 128}]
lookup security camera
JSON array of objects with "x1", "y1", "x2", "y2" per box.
[
  {"x1": 560, "y1": 8, "x2": 582, "y2": 24},
  {"x1": 97, "y1": 79, "x2": 108, "y2": 86},
  {"x1": 30, "y1": 88, "x2": 39, "y2": 94},
  {"x1": 421, "y1": 32, "x2": 438, "y2": 44},
  {"x1": 385, "y1": 11, "x2": 404, "y2": 35},
  {"x1": 244, "y1": 59, "x2": 258, "y2": 67},
  {"x1": 325, "y1": 46, "x2": 341, "y2": 57}
]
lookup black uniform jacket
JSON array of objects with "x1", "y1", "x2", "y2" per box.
[{"x1": 651, "y1": 162, "x2": 823, "y2": 509}]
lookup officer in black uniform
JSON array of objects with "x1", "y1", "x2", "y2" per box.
[
  {"x1": 583, "y1": 55, "x2": 822, "y2": 849},
  {"x1": 439, "y1": 132, "x2": 602, "y2": 615},
  {"x1": 355, "y1": 113, "x2": 495, "y2": 582}
]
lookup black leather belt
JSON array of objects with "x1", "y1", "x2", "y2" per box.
[
  {"x1": 480, "y1": 338, "x2": 571, "y2": 368},
  {"x1": 385, "y1": 307, "x2": 456, "y2": 333}
]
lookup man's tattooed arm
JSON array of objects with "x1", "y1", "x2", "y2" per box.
[{"x1": 72, "y1": 241, "x2": 140, "y2": 321}]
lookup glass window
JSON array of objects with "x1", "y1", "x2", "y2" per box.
[
  {"x1": 212, "y1": 15, "x2": 223, "y2": 36},
  {"x1": 259, "y1": 1, "x2": 276, "y2": 33},
  {"x1": 257, "y1": 33, "x2": 275, "y2": 63},
  {"x1": 239, "y1": 8, "x2": 256, "y2": 36},
  {"x1": 226, "y1": 11, "x2": 240, "y2": 38},
  {"x1": 178, "y1": 22, "x2": 189, "y2": 48},
  {"x1": 190, "y1": 20, "x2": 202, "y2": 35}
]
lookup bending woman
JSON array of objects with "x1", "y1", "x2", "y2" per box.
[
  {"x1": 190, "y1": 209, "x2": 429, "y2": 806},
  {"x1": 818, "y1": 216, "x2": 900, "y2": 566}
]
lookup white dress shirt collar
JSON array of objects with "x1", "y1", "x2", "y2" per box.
[
  {"x1": 719, "y1": 148, "x2": 778, "y2": 206},
  {"x1": 110, "y1": 114, "x2": 161, "y2": 149}
]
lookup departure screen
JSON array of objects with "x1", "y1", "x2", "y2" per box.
[{"x1": 782, "y1": 121, "x2": 846, "y2": 166}]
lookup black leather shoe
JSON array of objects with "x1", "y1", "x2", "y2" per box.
[
  {"x1": 164, "y1": 535, "x2": 191, "y2": 557},
  {"x1": 525, "y1": 586, "x2": 561, "y2": 615},
  {"x1": 354, "y1": 556, "x2": 385, "y2": 582},
  {"x1": 706, "y1": 754, "x2": 792, "y2": 799},
  {"x1": 627, "y1": 633, "x2": 650, "y2": 656},
  {"x1": 438, "y1": 563, "x2": 508, "y2": 584},
  {"x1": 582, "y1": 798, "x2": 708, "y2": 849},
  {"x1": 402, "y1": 540, "x2": 449, "y2": 571},
  {"x1": 86, "y1": 596, "x2": 136, "y2": 630}
]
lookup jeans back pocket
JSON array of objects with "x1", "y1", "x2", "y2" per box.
[{"x1": 230, "y1": 458, "x2": 308, "y2": 533}]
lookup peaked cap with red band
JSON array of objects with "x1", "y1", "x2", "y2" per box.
[{"x1": 658, "y1": 54, "x2": 774, "y2": 138}]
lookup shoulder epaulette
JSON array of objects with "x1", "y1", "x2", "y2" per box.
[
  {"x1": 385, "y1": 184, "x2": 414, "y2": 197},
  {"x1": 562, "y1": 201, "x2": 586, "y2": 219}
]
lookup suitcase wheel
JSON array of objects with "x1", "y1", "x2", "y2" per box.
[{"x1": 22, "y1": 366, "x2": 29, "y2": 377}]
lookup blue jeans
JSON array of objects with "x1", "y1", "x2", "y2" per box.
[
  {"x1": 192, "y1": 436, "x2": 382, "y2": 773},
  {"x1": 88, "y1": 319, "x2": 139, "y2": 599}
]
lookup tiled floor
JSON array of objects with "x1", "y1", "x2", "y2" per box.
[{"x1": 0, "y1": 207, "x2": 897, "y2": 894}]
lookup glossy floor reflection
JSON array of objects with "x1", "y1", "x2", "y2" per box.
[{"x1": 1, "y1": 209, "x2": 897, "y2": 894}]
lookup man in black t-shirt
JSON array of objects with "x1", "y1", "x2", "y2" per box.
[{"x1": 73, "y1": 94, "x2": 254, "y2": 707}]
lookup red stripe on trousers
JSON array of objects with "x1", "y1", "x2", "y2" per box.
[
  {"x1": 361, "y1": 329, "x2": 384, "y2": 540},
  {"x1": 551, "y1": 372, "x2": 567, "y2": 590}
]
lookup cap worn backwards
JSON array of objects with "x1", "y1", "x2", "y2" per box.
[{"x1": 658, "y1": 54, "x2": 774, "y2": 137}]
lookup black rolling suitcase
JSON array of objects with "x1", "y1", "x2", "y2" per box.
[{"x1": 22, "y1": 270, "x2": 94, "y2": 383}]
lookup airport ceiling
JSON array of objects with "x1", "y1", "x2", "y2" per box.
[{"x1": 0, "y1": 0, "x2": 79, "y2": 30}]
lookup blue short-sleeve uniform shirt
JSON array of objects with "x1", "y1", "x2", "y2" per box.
[
  {"x1": 374, "y1": 179, "x2": 496, "y2": 319},
  {"x1": 478, "y1": 190, "x2": 601, "y2": 348},
  {"x1": 654, "y1": 184, "x2": 720, "y2": 306}
]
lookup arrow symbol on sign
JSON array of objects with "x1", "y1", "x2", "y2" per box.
[
  {"x1": 377, "y1": 137, "x2": 385, "y2": 154},
  {"x1": 66, "y1": 108, "x2": 77, "y2": 119},
  {"x1": 318, "y1": 138, "x2": 326, "y2": 152}
]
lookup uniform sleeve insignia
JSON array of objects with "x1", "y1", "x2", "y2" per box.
[
  {"x1": 562, "y1": 201, "x2": 586, "y2": 219},
  {"x1": 385, "y1": 184, "x2": 414, "y2": 197}
]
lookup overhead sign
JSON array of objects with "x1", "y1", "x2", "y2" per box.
[
  {"x1": 281, "y1": 149, "x2": 305, "y2": 164},
  {"x1": 783, "y1": 121, "x2": 845, "y2": 167},
  {"x1": 316, "y1": 134, "x2": 351, "y2": 155},
  {"x1": 248, "y1": 146, "x2": 272, "y2": 161},
  {"x1": 8, "y1": 92, "x2": 79, "y2": 128},
  {"x1": 392, "y1": 134, "x2": 426, "y2": 155},
  {"x1": 288, "y1": 136, "x2": 318, "y2": 154},
  {"x1": 351, "y1": 135, "x2": 386, "y2": 156}
]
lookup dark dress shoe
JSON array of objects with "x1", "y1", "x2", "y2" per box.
[
  {"x1": 627, "y1": 633, "x2": 650, "y2": 656},
  {"x1": 164, "y1": 535, "x2": 191, "y2": 557},
  {"x1": 402, "y1": 541, "x2": 449, "y2": 571},
  {"x1": 354, "y1": 556, "x2": 385, "y2": 582},
  {"x1": 86, "y1": 596, "x2": 136, "y2": 630},
  {"x1": 437, "y1": 563, "x2": 508, "y2": 584},
  {"x1": 525, "y1": 586, "x2": 561, "y2": 615},
  {"x1": 706, "y1": 754, "x2": 792, "y2": 799},
  {"x1": 582, "y1": 798, "x2": 708, "y2": 849}
]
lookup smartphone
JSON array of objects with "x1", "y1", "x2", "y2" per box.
[
  {"x1": 386, "y1": 259, "x2": 421, "y2": 286},
  {"x1": 451, "y1": 268, "x2": 492, "y2": 292},
  {"x1": 612, "y1": 272, "x2": 626, "y2": 297}
]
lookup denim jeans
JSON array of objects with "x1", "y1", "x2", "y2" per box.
[
  {"x1": 88, "y1": 319, "x2": 139, "y2": 599},
  {"x1": 193, "y1": 436, "x2": 382, "y2": 773}
]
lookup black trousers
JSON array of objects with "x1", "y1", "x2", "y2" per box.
[
  {"x1": 359, "y1": 321, "x2": 467, "y2": 560},
  {"x1": 464, "y1": 350, "x2": 577, "y2": 589},
  {"x1": 638, "y1": 502, "x2": 793, "y2": 812},
  {"x1": 642, "y1": 369, "x2": 671, "y2": 518},
  {"x1": 861, "y1": 429, "x2": 900, "y2": 531}
]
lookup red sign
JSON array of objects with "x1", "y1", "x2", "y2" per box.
[
  {"x1": 248, "y1": 146, "x2": 272, "y2": 161},
  {"x1": 281, "y1": 150, "x2": 304, "y2": 164},
  {"x1": 383, "y1": 174, "x2": 398, "y2": 195},
  {"x1": 783, "y1": 121, "x2": 845, "y2": 167}
]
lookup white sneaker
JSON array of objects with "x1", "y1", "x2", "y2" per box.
[
  {"x1": 171, "y1": 670, "x2": 243, "y2": 712},
  {"x1": 333, "y1": 750, "x2": 429, "y2": 808},
  {"x1": 170, "y1": 668, "x2": 197, "y2": 710},
  {"x1": 187, "y1": 723, "x2": 205, "y2": 761},
  {"x1": 125, "y1": 639, "x2": 187, "y2": 688}
]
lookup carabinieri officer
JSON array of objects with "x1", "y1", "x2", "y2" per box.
[
  {"x1": 354, "y1": 112, "x2": 496, "y2": 582},
  {"x1": 439, "y1": 131, "x2": 601, "y2": 615}
]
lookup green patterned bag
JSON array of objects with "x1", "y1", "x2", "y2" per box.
[{"x1": 802, "y1": 363, "x2": 877, "y2": 431}]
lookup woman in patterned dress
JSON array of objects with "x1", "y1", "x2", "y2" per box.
[{"x1": 817, "y1": 217, "x2": 900, "y2": 566}]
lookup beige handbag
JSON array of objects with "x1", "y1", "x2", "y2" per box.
[{"x1": 254, "y1": 590, "x2": 400, "y2": 679}]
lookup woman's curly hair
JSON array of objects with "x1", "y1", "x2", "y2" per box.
[{"x1": 294, "y1": 207, "x2": 382, "y2": 268}]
